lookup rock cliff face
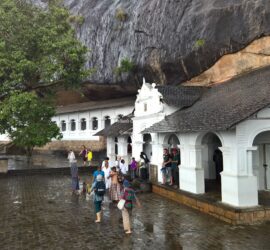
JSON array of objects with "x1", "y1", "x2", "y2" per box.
[
  {"x1": 185, "y1": 37, "x2": 270, "y2": 86},
  {"x1": 35, "y1": 0, "x2": 270, "y2": 88}
]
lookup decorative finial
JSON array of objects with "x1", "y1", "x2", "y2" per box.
[{"x1": 152, "y1": 83, "x2": 156, "y2": 88}]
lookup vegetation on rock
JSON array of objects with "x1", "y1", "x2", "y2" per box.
[
  {"x1": 194, "y1": 39, "x2": 205, "y2": 49},
  {"x1": 114, "y1": 58, "x2": 135, "y2": 76},
  {"x1": 115, "y1": 8, "x2": 128, "y2": 22}
]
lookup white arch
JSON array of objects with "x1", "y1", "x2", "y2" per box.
[
  {"x1": 163, "y1": 133, "x2": 180, "y2": 144},
  {"x1": 195, "y1": 131, "x2": 224, "y2": 146},
  {"x1": 248, "y1": 126, "x2": 270, "y2": 147}
]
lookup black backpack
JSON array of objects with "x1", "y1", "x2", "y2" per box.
[{"x1": 95, "y1": 181, "x2": 106, "y2": 196}]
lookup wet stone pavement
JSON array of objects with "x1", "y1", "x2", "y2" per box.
[{"x1": 0, "y1": 174, "x2": 270, "y2": 250}]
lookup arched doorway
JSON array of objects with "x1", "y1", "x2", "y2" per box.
[
  {"x1": 200, "y1": 132, "x2": 223, "y2": 194},
  {"x1": 252, "y1": 131, "x2": 270, "y2": 191},
  {"x1": 168, "y1": 134, "x2": 180, "y2": 151},
  {"x1": 127, "y1": 136, "x2": 132, "y2": 154},
  {"x1": 114, "y1": 137, "x2": 118, "y2": 157},
  {"x1": 143, "y1": 134, "x2": 152, "y2": 161}
]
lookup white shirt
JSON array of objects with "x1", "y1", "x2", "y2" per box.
[
  {"x1": 67, "y1": 151, "x2": 76, "y2": 163},
  {"x1": 101, "y1": 161, "x2": 112, "y2": 189},
  {"x1": 119, "y1": 162, "x2": 128, "y2": 175}
]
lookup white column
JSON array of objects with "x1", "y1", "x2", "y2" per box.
[
  {"x1": 179, "y1": 144, "x2": 205, "y2": 194},
  {"x1": 118, "y1": 136, "x2": 128, "y2": 163},
  {"x1": 252, "y1": 147, "x2": 261, "y2": 189},
  {"x1": 107, "y1": 137, "x2": 115, "y2": 161},
  {"x1": 132, "y1": 133, "x2": 143, "y2": 161},
  {"x1": 220, "y1": 146, "x2": 258, "y2": 207},
  {"x1": 152, "y1": 142, "x2": 164, "y2": 182}
]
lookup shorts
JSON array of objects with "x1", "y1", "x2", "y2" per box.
[
  {"x1": 83, "y1": 156, "x2": 87, "y2": 162},
  {"x1": 167, "y1": 167, "x2": 172, "y2": 178},
  {"x1": 95, "y1": 201, "x2": 102, "y2": 213},
  {"x1": 161, "y1": 167, "x2": 167, "y2": 178}
]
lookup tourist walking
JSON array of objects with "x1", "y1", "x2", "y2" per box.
[
  {"x1": 130, "y1": 157, "x2": 137, "y2": 180},
  {"x1": 140, "y1": 152, "x2": 150, "y2": 180},
  {"x1": 90, "y1": 174, "x2": 106, "y2": 223},
  {"x1": 102, "y1": 157, "x2": 111, "y2": 190},
  {"x1": 109, "y1": 167, "x2": 121, "y2": 203},
  {"x1": 68, "y1": 150, "x2": 79, "y2": 194},
  {"x1": 93, "y1": 166, "x2": 105, "y2": 181},
  {"x1": 121, "y1": 180, "x2": 141, "y2": 234},
  {"x1": 79, "y1": 145, "x2": 88, "y2": 166}
]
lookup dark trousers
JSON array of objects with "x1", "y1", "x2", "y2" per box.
[{"x1": 172, "y1": 167, "x2": 179, "y2": 186}]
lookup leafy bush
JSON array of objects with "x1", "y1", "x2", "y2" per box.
[
  {"x1": 194, "y1": 39, "x2": 205, "y2": 49},
  {"x1": 114, "y1": 58, "x2": 135, "y2": 76},
  {"x1": 115, "y1": 8, "x2": 128, "y2": 22}
]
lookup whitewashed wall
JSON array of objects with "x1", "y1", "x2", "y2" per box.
[
  {"x1": 52, "y1": 105, "x2": 133, "y2": 141},
  {"x1": 132, "y1": 80, "x2": 178, "y2": 162}
]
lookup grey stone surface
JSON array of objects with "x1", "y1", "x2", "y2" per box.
[
  {"x1": 32, "y1": 0, "x2": 270, "y2": 86},
  {"x1": 0, "y1": 174, "x2": 270, "y2": 249}
]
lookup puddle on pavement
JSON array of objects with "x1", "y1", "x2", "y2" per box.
[{"x1": 5, "y1": 154, "x2": 78, "y2": 170}]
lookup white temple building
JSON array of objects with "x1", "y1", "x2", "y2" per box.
[
  {"x1": 1, "y1": 64, "x2": 270, "y2": 209},
  {"x1": 98, "y1": 66, "x2": 270, "y2": 208}
]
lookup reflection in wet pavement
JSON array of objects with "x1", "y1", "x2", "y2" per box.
[
  {"x1": 0, "y1": 174, "x2": 269, "y2": 250},
  {"x1": 5, "y1": 154, "x2": 67, "y2": 170},
  {"x1": 5, "y1": 154, "x2": 86, "y2": 170}
]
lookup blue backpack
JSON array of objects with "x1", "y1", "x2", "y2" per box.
[{"x1": 95, "y1": 181, "x2": 106, "y2": 196}]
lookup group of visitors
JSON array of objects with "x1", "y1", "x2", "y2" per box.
[
  {"x1": 92, "y1": 156, "x2": 142, "y2": 234},
  {"x1": 79, "y1": 145, "x2": 93, "y2": 166},
  {"x1": 161, "y1": 148, "x2": 180, "y2": 187},
  {"x1": 67, "y1": 150, "x2": 141, "y2": 234}
]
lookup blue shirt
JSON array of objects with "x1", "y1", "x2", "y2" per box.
[{"x1": 93, "y1": 170, "x2": 105, "y2": 181}]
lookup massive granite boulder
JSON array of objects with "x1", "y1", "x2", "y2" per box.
[{"x1": 34, "y1": 0, "x2": 270, "y2": 88}]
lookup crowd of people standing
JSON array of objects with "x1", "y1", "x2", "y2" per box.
[{"x1": 67, "y1": 146, "x2": 141, "y2": 234}]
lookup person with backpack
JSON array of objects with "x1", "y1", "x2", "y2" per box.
[
  {"x1": 90, "y1": 174, "x2": 106, "y2": 223},
  {"x1": 120, "y1": 180, "x2": 141, "y2": 234},
  {"x1": 93, "y1": 166, "x2": 105, "y2": 182}
]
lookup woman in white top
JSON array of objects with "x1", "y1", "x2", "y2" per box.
[
  {"x1": 68, "y1": 150, "x2": 79, "y2": 194},
  {"x1": 102, "y1": 157, "x2": 111, "y2": 189}
]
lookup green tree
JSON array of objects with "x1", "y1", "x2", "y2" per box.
[
  {"x1": 0, "y1": 0, "x2": 89, "y2": 97},
  {"x1": 0, "y1": 92, "x2": 62, "y2": 157},
  {"x1": 0, "y1": 0, "x2": 89, "y2": 155}
]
